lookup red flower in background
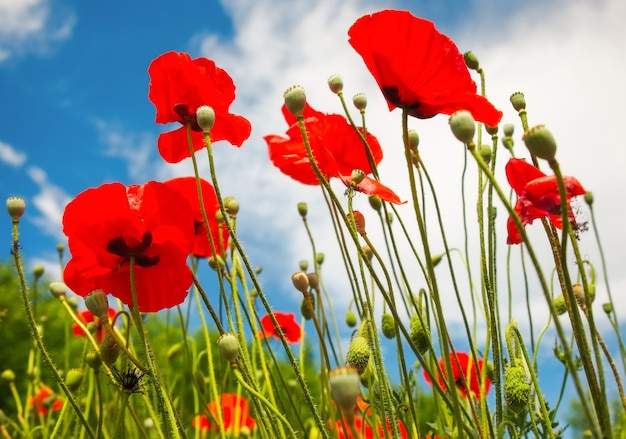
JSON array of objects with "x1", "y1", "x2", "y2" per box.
[
  {"x1": 192, "y1": 393, "x2": 256, "y2": 433},
  {"x1": 348, "y1": 10, "x2": 502, "y2": 127},
  {"x1": 164, "y1": 177, "x2": 229, "y2": 257},
  {"x1": 330, "y1": 415, "x2": 408, "y2": 439},
  {"x1": 63, "y1": 182, "x2": 195, "y2": 312},
  {"x1": 29, "y1": 385, "x2": 63, "y2": 415},
  {"x1": 424, "y1": 351, "x2": 491, "y2": 398},
  {"x1": 72, "y1": 308, "x2": 116, "y2": 343},
  {"x1": 259, "y1": 312, "x2": 302, "y2": 343},
  {"x1": 148, "y1": 51, "x2": 251, "y2": 163},
  {"x1": 264, "y1": 103, "x2": 383, "y2": 185},
  {"x1": 505, "y1": 158, "x2": 586, "y2": 244}
]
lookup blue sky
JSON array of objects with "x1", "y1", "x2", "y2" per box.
[{"x1": 2, "y1": 0, "x2": 625, "y2": 428}]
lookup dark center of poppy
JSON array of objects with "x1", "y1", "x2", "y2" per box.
[
  {"x1": 106, "y1": 232, "x2": 160, "y2": 269},
  {"x1": 173, "y1": 103, "x2": 202, "y2": 131},
  {"x1": 193, "y1": 220, "x2": 204, "y2": 236}
]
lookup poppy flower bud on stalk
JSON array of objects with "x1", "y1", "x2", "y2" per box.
[
  {"x1": 217, "y1": 333, "x2": 240, "y2": 363},
  {"x1": 479, "y1": 145, "x2": 492, "y2": 164},
  {"x1": 300, "y1": 294, "x2": 314, "y2": 320},
  {"x1": 299, "y1": 260, "x2": 308, "y2": 271},
  {"x1": 65, "y1": 368, "x2": 84, "y2": 391},
  {"x1": 6, "y1": 197, "x2": 25, "y2": 222},
  {"x1": 224, "y1": 196, "x2": 239, "y2": 216},
  {"x1": 603, "y1": 303, "x2": 613, "y2": 314},
  {"x1": 85, "y1": 351, "x2": 101, "y2": 370},
  {"x1": 291, "y1": 271, "x2": 309, "y2": 294},
  {"x1": 329, "y1": 366, "x2": 361, "y2": 412},
  {"x1": 307, "y1": 272, "x2": 319, "y2": 290},
  {"x1": 381, "y1": 313, "x2": 397, "y2": 339},
  {"x1": 33, "y1": 265, "x2": 45, "y2": 279},
  {"x1": 315, "y1": 253, "x2": 324, "y2": 265},
  {"x1": 509, "y1": 92, "x2": 526, "y2": 112},
  {"x1": 368, "y1": 195, "x2": 382, "y2": 212},
  {"x1": 407, "y1": 129, "x2": 419, "y2": 151},
  {"x1": 327, "y1": 74, "x2": 344, "y2": 94},
  {"x1": 449, "y1": 110, "x2": 476, "y2": 144},
  {"x1": 1, "y1": 370, "x2": 15, "y2": 384},
  {"x1": 523, "y1": 124, "x2": 557, "y2": 161},
  {"x1": 552, "y1": 294, "x2": 568, "y2": 315},
  {"x1": 463, "y1": 51, "x2": 480, "y2": 71},
  {"x1": 346, "y1": 335, "x2": 371, "y2": 374},
  {"x1": 573, "y1": 283, "x2": 595, "y2": 309},
  {"x1": 84, "y1": 289, "x2": 109, "y2": 320},
  {"x1": 196, "y1": 105, "x2": 215, "y2": 131},
  {"x1": 504, "y1": 363, "x2": 531, "y2": 413},
  {"x1": 100, "y1": 333, "x2": 121, "y2": 366},
  {"x1": 410, "y1": 313, "x2": 431, "y2": 354},
  {"x1": 283, "y1": 85, "x2": 306, "y2": 117},
  {"x1": 49, "y1": 281, "x2": 67, "y2": 299},
  {"x1": 347, "y1": 211, "x2": 366, "y2": 235},
  {"x1": 352, "y1": 93, "x2": 367, "y2": 111},
  {"x1": 297, "y1": 202, "x2": 308, "y2": 217},
  {"x1": 345, "y1": 309, "x2": 357, "y2": 328},
  {"x1": 208, "y1": 255, "x2": 225, "y2": 271}
]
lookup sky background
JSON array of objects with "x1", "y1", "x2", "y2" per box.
[{"x1": 1, "y1": 0, "x2": 625, "y2": 431}]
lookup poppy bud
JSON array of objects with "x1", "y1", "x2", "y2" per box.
[
  {"x1": 552, "y1": 294, "x2": 568, "y2": 315},
  {"x1": 368, "y1": 195, "x2": 382, "y2": 212},
  {"x1": 573, "y1": 283, "x2": 595, "y2": 309},
  {"x1": 407, "y1": 129, "x2": 419, "y2": 151},
  {"x1": 33, "y1": 265, "x2": 45, "y2": 279},
  {"x1": 217, "y1": 333, "x2": 239, "y2": 363},
  {"x1": 284, "y1": 85, "x2": 306, "y2": 117},
  {"x1": 503, "y1": 124, "x2": 515, "y2": 137},
  {"x1": 65, "y1": 368, "x2": 84, "y2": 391},
  {"x1": 327, "y1": 74, "x2": 344, "y2": 94},
  {"x1": 84, "y1": 289, "x2": 109, "y2": 320},
  {"x1": 224, "y1": 197, "x2": 239, "y2": 216},
  {"x1": 329, "y1": 366, "x2": 361, "y2": 411},
  {"x1": 300, "y1": 294, "x2": 314, "y2": 320},
  {"x1": 347, "y1": 211, "x2": 366, "y2": 235},
  {"x1": 315, "y1": 253, "x2": 324, "y2": 265},
  {"x1": 297, "y1": 202, "x2": 308, "y2": 217},
  {"x1": 299, "y1": 260, "x2": 309, "y2": 271},
  {"x1": 504, "y1": 364, "x2": 530, "y2": 413},
  {"x1": 509, "y1": 92, "x2": 526, "y2": 111},
  {"x1": 100, "y1": 333, "x2": 121, "y2": 366},
  {"x1": 449, "y1": 110, "x2": 475, "y2": 144},
  {"x1": 361, "y1": 245, "x2": 373, "y2": 261},
  {"x1": 1, "y1": 369, "x2": 15, "y2": 383},
  {"x1": 381, "y1": 313, "x2": 396, "y2": 339},
  {"x1": 352, "y1": 93, "x2": 367, "y2": 111},
  {"x1": 291, "y1": 271, "x2": 309, "y2": 294},
  {"x1": 196, "y1": 105, "x2": 216, "y2": 131},
  {"x1": 167, "y1": 343, "x2": 181, "y2": 362},
  {"x1": 350, "y1": 169, "x2": 365, "y2": 185},
  {"x1": 409, "y1": 313, "x2": 430, "y2": 354},
  {"x1": 307, "y1": 272, "x2": 319, "y2": 290},
  {"x1": 523, "y1": 125, "x2": 556, "y2": 161},
  {"x1": 346, "y1": 336, "x2": 370, "y2": 374},
  {"x1": 431, "y1": 253, "x2": 444, "y2": 267},
  {"x1": 6, "y1": 196, "x2": 25, "y2": 222},
  {"x1": 479, "y1": 144, "x2": 492, "y2": 164},
  {"x1": 49, "y1": 281, "x2": 67, "y2": 299},
  {"x1": 208, "y1": 255, "x2": 225, "y2": 271},
  {"x1": 345, "y1": 309, "x2": 357, "y2": 328},
  {"x1": 85, "y1": 350, "x2": 101, "y2": 370},
  {"x1": 463, "y1": 51, "x2": 480, "y2": 71},
  {"x1": 485, "y1": 124, "x2": 498, "y2": 136},
  {"x1": 603, "y1": 303, "x2": 613, "y2": 314},
  {"x1": 584, "y1": 192, "x2": 593, "y2": 206}
]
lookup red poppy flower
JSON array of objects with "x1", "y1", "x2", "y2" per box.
[
  {"x1": 258, "y1": 312, "x2": 302, "y2": 343},
  {"x1": 264, "y1": 103, "x2": 383, "y2": 185},
  {"x1": 148, "y1": 51, "x2": 252, "y2": 163},
  {"x1": 72, "y1": 308, "x2": 116, "y2": 343},
  {"x1": 63, "y1": 181, "x2": 195, "y2": 312},
  {"x1": 340, "y1": 174, "x2": 404, "y2": 205},
  {"x1": 330, "y1": 415, "x2": 408, "y2": 439},
  {"x1": 28, "y1": 385, "x2": 63, "y2": 415},
  {"x1": 164, "y1": 177, "x2": 229, "y2": 258},
  {"x1": 192, "y1": 393, "x2": 256, "y2": 433},
  {"x1": 505, "y1": 158, "x2": 586, "y2": 244},
  {"x1": 424, "y1": 351, "x2": 491, "y2": 398},
  {"x1": 348, "y1": 10, "x2": 502, "y2": 127}
]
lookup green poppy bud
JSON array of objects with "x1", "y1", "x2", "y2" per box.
[
  {"x1": 553, "y1": 294, "x2": 568, "y2": 315},
  {"x1": 327, "y1": 74, "x2": 343, "y2": 94},
  {"x1": 299, "y1": 260, "x2": 309, "y2": 271},
  {"x1": 523, "y1": 124, "x2": 557, "y2": 161},
  {"x1": 504, "y1": 364, "x2": 531, "y2": 413},
  {"x1": 368, "y1": 195, "x2": 382, "y2": 212},
  {"x1": 503, "y1": 123, "x2": 515, "y2": 137},
  {"x1": 381, "y1": 313, "x2": 396, "y2": 339},
  {"x1": 33, "y1": 265, "x2": 45, "y2": 279},
  {"x1": 300, "y1": 294, "x2": 314, "y2": 320},
  {"x1": 329, "y1": 366, "x2": 361, "y2": 411},
  {"x1": 315, "y1": 253, "x2": 324, "y2": 265},
  {"x1": 6, "y1": 197, "x2": 25, "y2": 221},
  {"x1": 410, "y1": 313, "x2": 431, "y2": 354},
  {"x1": 346, "y1": 336, "x2": 370, "y2": 374},
  {"x1": 65, "y1": 368, "x2": 84, "y2": 392},
  {"x1": 479, "y1": 144, "x2": 492, "y2": 164},
  {"x1": 449, "y1": 110, "x2": 476, "y2": 144},
  {"x1": 1, "y1": 369, "x2": 15, "y2": 383},
  {"x1": 100, "y1": 333, "x2": 121, "y2": 366},
  {"x1": 208, "y1": 255, "x2": 225, "y2": 271},
  {"x1": 602, "y1": 303, "x2": 613, "y2": 314},
  {"x1": 217, "y1": 333, "x2": 239, "y2": 363},
  {"x1": 463, "y1": 51, "x2": 480, "y2": 70},
  {"x1": 284, "y1": 85, "x2": 306, "y2": 117},
  {"x1": 509, "y1": 92, "x2": 526, "y2": 111},
  {"x1": 345, "y1": 309, "x2": 357, "y2": 328},
  {"x1": 225, "y1": 197, "x2": 239, "y2": 216},
  {"x1": 431, "y1": 253, "x2": 444, "y2": 267},
  {"x1": 167, "y1": 343, "x2": 181, "y2": 362},
  {"x1": 352, "y1": 93, "x2": 367, "y2": 111},
  {"x1": 297, "y1": 202, "x2": 308, "y2": 217},
  {"x1": 196, "y1": 105, "x2": 215, "y2": 131},
  {"x1": 407, "y1": 129, "x2": 419, "y2": 151},
  {"x1": 85, "y1": 351, "x2": 101, "y2": 370}
]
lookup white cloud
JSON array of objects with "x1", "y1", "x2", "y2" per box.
[
  {"x1": 0, "y1": 140, "x2": 27, "y2": 167},
  {"x1": 26, "y1": 165, "x2": 72, "y2": 240},
  {"x1": 0, "y1": 0, "x2": 75, "y2": 61}
]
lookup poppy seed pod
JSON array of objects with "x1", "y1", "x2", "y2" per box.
[
  {"x1": 297, "y1": 202, "x2": 308, "y2": 217},
  {"x1": 449, "y1": 110, "x2": 476, "y2": 144},
  {"x1": 503, "y1": 123, "x2": 515, "y2": 137},
  {"x1": 84, "y1": 289, "x2": 109, "y2": 319},
  {"x1": 523, "y1": 124, "x2": 557, "y2": 161},
  {"x1": 352, "y1": 93, "x2": 367, "y2": 110},
  {"x1": 345, "y1": 309, "x2": 357, "y2": 328},
  {"x1": 33, "y1": 265, "x2": 45, "y2": 278},
  {"x1": 327, "y1": 74, "x2": 344, "y2": 94},
  {"x1": 6, "y1": 197, "x2": 25, "y2": 221},
  {"x1": 329, "y1": 366, "x2": 361, "y2": 411},
  {"x1": 196, "y1": 105, "x2": 216, "y2": 131},
  {"x1": 346, "y1": 336, "x2": 371, "y2": 374},
  {"x1": 509, "y1": 92, "x2": 526, "y2": 111},
  {"x1": 504, "y1": 364, "x2": 531, "y2": 413},
  {"x1": 48, "y1": 281, "x2": 67, "y2": 299},
  {"x1": 283, "y1": 85, "x2": 306, "y2": 116},
  {"x1": 217, "y1": 333, "x2": 240, "y2": 363},
  {"x1": 351, "y1": 169, "x2": 365, "y2": 185}
]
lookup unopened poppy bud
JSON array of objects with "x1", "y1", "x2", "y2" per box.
[
  {"x1": 215, "y1": 210, "x2": 225, "y2": 222},
  {"x1": 86, "y1": 321, "x2": 98, "y2": 335},
  {"x1": 329, "y1": 366, "x2": 361, "y2": 411},
  {"x1": 327, "y1": 74, "x2": 343, "y2": 94},
  {"x1": 307, "y1": 272, "x2": 319, "y2": 290},
  {"x1": 85, "y1": 351, "x2": 101, "y2": 370},
  {"x1": 463, "y1": 51, "x2": 480, "y2": 70},
  {"x1": 345, "y1": 309, "x2": 357, "y2": 328},
  {"x1": 503, "y1": 123, "x2": 515, "y2": 137},
  {"x1": 410, "y1": 313, "x2": 431, "y2": 354},
  {"x1": 299, "y1": 260, "x2": 309, "y2": 271},
  {"x1": 208, "y1": 255, "x2": 225, "y2": 271},
  {"x1": 84, "y1": 289, "x2": 109, "y2": 319},
  {"x1": 300, "y1": 294, "x2": 315, "y2": 320},
  {"x1": 284, "y1": 85, "x2": 306, "y2": 116},
  {"x1": 479, "y1": 145, "x2": 492, "y2": 164},
  {"x1": 509, "y1": 92, "x2": 526, "y2": 111},
  {"x1": 56, "y1": 243, "x2": 65, "y2": 254},
  {"x1": 65, "y1": 368, "x2": 84, "y2": 391},
  {"x1": 368, "y1": 195, "x2": 382, "y2": 211},
  {"x1": 431, "y1": 253, "x2": 444, "y2": 267},
  {"x1": 1, "y1": 369, "x2": 15, "y2": 383},
  {"x1": 66, "y1": 296, "x2": 79, "y2": 311},
  {"x1": 504, "y1": 364, "x2": 530, "y2": 413},
  {"x1": 573, "y1": 283, "x2": 595, "y2": 308},
  {"x1": 351, "y1": 169, "x2": 365, "y2": 185},
  {"x1": 100, "y1": 333, "x2": 121, "y2": 366},
  {"x1": 217, "y1": 333, "x2": 240, "y2": 362},
  {"x1": 361, "y1": 245, "x2": 373, "y2": 261},
  {"x1": 297, "y1": 202, "x2": 308, "y2": 217},
  {"x1": 553, "y1": 294, "x2": 568, "y2": 315},
  {"x1": 33, "y1": 265, "x2": 45, "y2": 279},
  {"x1": 315, "y1": 253, "x2": 324, "y2": 265},
  {"x1": 386, "y1": 212, "x2": 393, "y2": 224},
  {"x1": 6, "y1": 197, "x2": 25, "y2": 221},
  {"x1": 196, "y1": 105, "x2": 215, "y2": 131},
  {"x1": 449, "y1": 110, "x2": 475, "y2": 144},
  {"x1": 224, "y1": 197, "x2": 239, "y2": 216},
  {"x1": 347, "y1": 211, "x2": 366, "y2": 235},
  {"x1": 485, "y1": 124, "x2": 498, "y2": 136},
  {"x1": 584, "y1": 192, "x2": 593, "y2": 206},
  {"x1": 352, "y1": 93, "x2": 367, "y2": 111},
  {"x1": 255, "y1": 266, "x2": 262, "y2": 275},
  {"x1": 291, "y1": 271, "x2": 309, "y2": 294},
  {"x1": 167, "y1": 343, "x2": 181, "y2": 362},
  {"x1": 603, "y1": 303, "x2": 613, "y2": 314},
  {"x1": 346, "y1": 336, "x2": 370, "y2": 374},
  {"x1": 523, "y1": 125, "x2": 556, "y2": 161},
  {"x1": 407, "y1": 129, "x2": 419, "y2": 150},
  {"x1": 381, "y1": 313, "x2": 396, "y2": 339},
  {"x1": 49, "y1": 281, "x2": 67, "y2": 299}
]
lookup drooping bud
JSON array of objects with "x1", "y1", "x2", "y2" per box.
[
  {"x1": 407, "y1": 129, "x2": 419, "y2": 151},
  {"x1": 350, "y1": 169, "x2": 365, "y2": 185},
  {"x1": 6, "y1": 197, "x2": 25, "y2": 222},
  {"x1": 523, "y1": 125, "x2": 557, "y2": 161},
  {"x1": 381, "y1": 313, "x2": 396, "y2": 339},
  {"x1": 1, "y1": 370, "x2": 15, "y2": 383},
  {"x1": 573, "y1": 283, "x2": 595, "y2": 309},
  {"x1": 329, "y1": 366, "x2": 361, "y2": 411},
  {"x1": 300, "y1": 294, "x2": 314, "y2": 320},
  {"x1": 504, "y1": 364, "x2": 531, "y2": 413},
  {"x1": 49, "y1": 281, "x2": 67, "y2": 299},
  {"x1": 345, "y1": 309, "x2": 357, "y2": 328},
  {"x1": 361, "y1": 245, "x2": 373, "y2": 261},
  {"x1": 283, "y1": 85, "x2": 306, "y2": 117},
  {"x1": 299, "y1": 260, "x2": 309, "y2": 271},
  {"x1": 208, "y1": 255, "x2": 225, "y2": 271},
  {"x1": 85, "y1": 351, "x2": 101, "y2": 370},
  {"x1": 352, "y1": 93, "x2": 367, "y2": 111},
  {"x1": 84, "y1": 289, "x2": 109, "y2": 319},
  {"x1": 509, "y1": 92, "x2": 526, "y2": 111},
  {"x1": 196, "y1": 105, "x2": 216, "y2": 131},
  {"x1": 552, "y1": 294, "x2": 568, "y2": 315},
  {"x1": 217, "y1": 333, "x2": 240, "y2": 363},
  {"x1": 584, "y1": 192, "x2": 594, "y2": 206},
  {"x1": 327, "y1": 74, "x2": 344, "y2": 94},
  {"x1": 449, "y1": 110, "x2": 476, "y2": 144},
  {"x1": 479, "y1": 145, "x2": 492, "y2": 164},
  {"x1": 65, "y1": 368, "x2": 84, "y2": 391},
  {"x1": 297, "y1": 202, "x2": 308, "y2": 217},
  {"x1": 100, "y1": 333, "x2": 121, "y2": 366},
  {"x1": 291, "y1": 271, "x2": 309, "y2": 294},
  {"x1": 224, "y1": 197, "x2": 239, "y2": 216},
  {"x1": 463, "y1": 51, "x2": 480, "y2": 71},
  {"x1": 409, "y1": 313, "x2": 431, "y2": 354},
  {"x1": 307, "y1": 272, "x2": 319, "y2": 290},
  {"x1": 346, "y1": 336, "x2": 370, "y2": 374},
  {"x1": 368, "y1": 195, "x2": 382, "y2": 212},
  {"x1": 33, "y1": 265, "x2": 45, "y2": 279}
]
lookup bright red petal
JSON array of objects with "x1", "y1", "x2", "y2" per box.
[
  {"x1": 341, "y1": 175, "x2": 405, "y2": 205},
  {"x1": 259, "y1": 312, "x2": 302, "y2": 343},
  {"x1": 505, "y1": 158, "x2": 546, "y2": 196}
]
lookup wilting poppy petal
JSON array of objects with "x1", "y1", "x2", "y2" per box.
[
  {"x1": 348, "y1": 10, "x2": 502, "y2": 127},
  {"x1": 259, "y1": 312, "x2": 302, "y2": 343}
]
